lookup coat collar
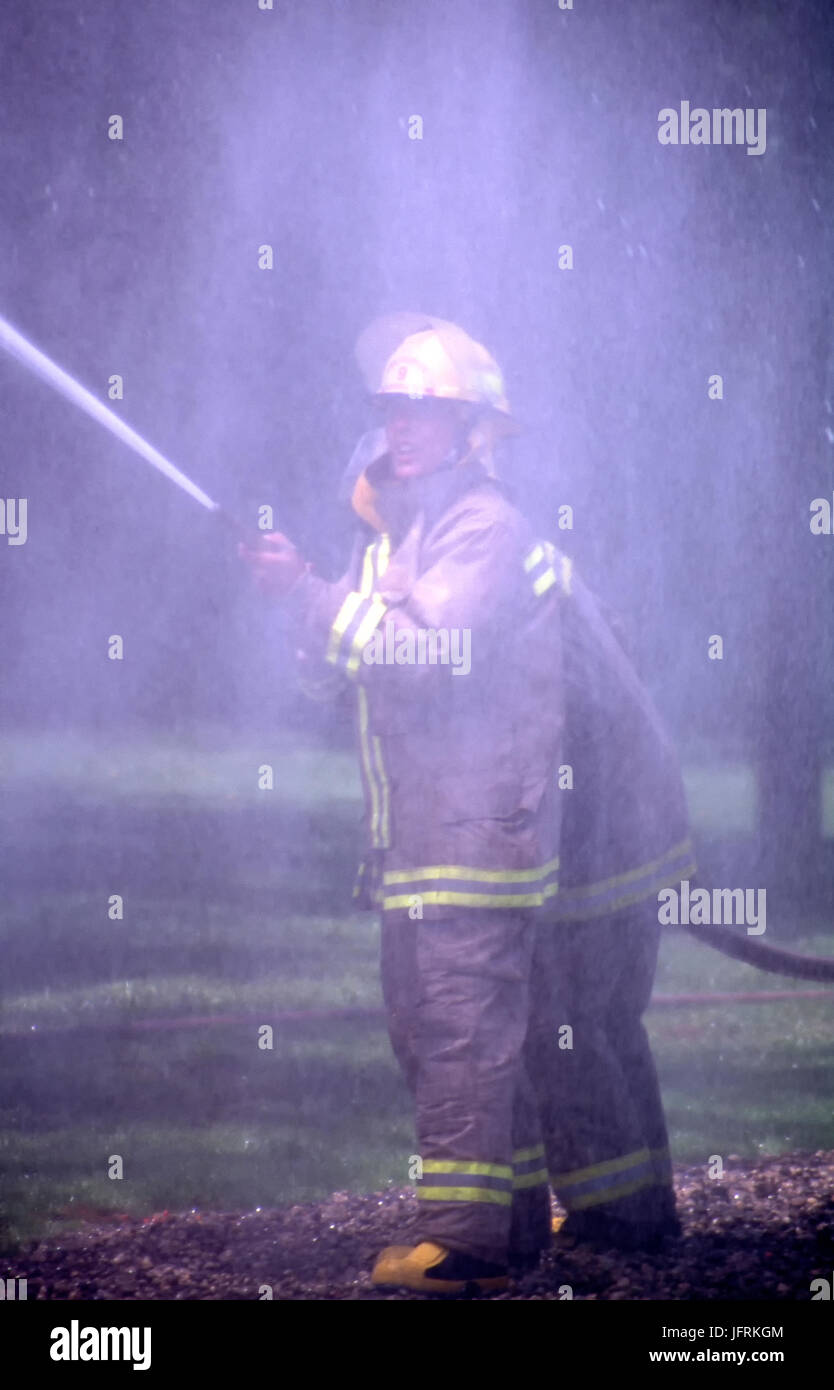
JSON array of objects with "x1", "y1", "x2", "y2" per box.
[{"x1": 351, "y1": 449, "x2": 494, "y2": 540}]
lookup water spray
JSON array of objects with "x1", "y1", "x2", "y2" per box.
[{"x1": 0, "y1": 312, "x2": 250, "y2": 540}]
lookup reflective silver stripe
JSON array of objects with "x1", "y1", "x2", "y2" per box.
[
  {"x1": 360, "y1": 542, "x2": 375, "y2": 596},
  {"x1": 326, "y1": 590, "x2": 364, "y2": 666},
  {"x1": 557, "y1": 1171, "x2": 657, "y2": 1211},
  {"x1": 512, "y1": 1144, "x2": 549, "y2": 1190},
  {"x1": 550, "y1": 1147, "x2": 656, "y2": 1211},
  {"x1": 371, "y1": 733, "x2": 390, "y2": 845},
  {"x1": 513, "y1": 1168, "x2": 549, "y2": 1190},
  {"x1": 552, "y1": 1147, "x2": 652, "y2": 1189},
  {"x1": 346, "y1": 596, "x2": 388, "y2": 674},
  {"x1": 382, "y1": 856, "x2": 560, "y2": 911},
  {"x1": 384, "y1": 856, "x2": 560, "y2": 885},
  {"x1": 553, "y1": 838, "x2": 696, "y2": 921},
  {"x1": 357, "y1": 686, "x2": 382, "y2": 845},
  {"x1": 383, "y1": 884, "x2": 559, "y2": 911},
  {"x1": 417, "y1": 1186, "x2": 513, "y2": 1206},
  {"x1": 513, "y1": 1144, "x2": 546, "y2": 1164},
  {"x1": 525, "y1": 538, "x2": 572, "y2": 600},
  {"x1": 417, "y1": 1158, "x2": 514, "y2": 1206},
  {"x1": 351, "y1": 535, "x2": 393, "y2": 845},
  {"x1": 421, "y1": 1159, "x2": 513, "y2": 1178},
  {"x1": 325, "y1": 536, "x2": 380, "y2": 668},
  {"x1": 376, "y1": 533, "x2": 390, "y2": 577},
  {"x1": 650, "y1": 1145, "x2": 674, "y2": 1184}
]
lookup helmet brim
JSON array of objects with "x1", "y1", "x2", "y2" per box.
[{"x1": 356, "y1": 312, "x2": 519, "y2": 433}]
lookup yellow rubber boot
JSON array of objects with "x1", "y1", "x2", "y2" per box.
[{"x1": 371, "y1": 1242, "x2": 509, "y2": 1295}]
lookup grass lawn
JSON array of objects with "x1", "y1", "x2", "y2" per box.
[{"x1": 1, "y1": 727, "x2": 832, "y2": 1253}]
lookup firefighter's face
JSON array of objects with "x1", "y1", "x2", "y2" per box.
[{"x1": 379, "y1": 396, "x2": 468, "y2": 479}]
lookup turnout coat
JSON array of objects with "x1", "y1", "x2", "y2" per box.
[{"x1": 286, "y1": 444, "x2": 695, "y2": 924}]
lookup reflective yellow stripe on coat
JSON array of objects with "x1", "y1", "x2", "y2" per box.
[
  {"x1": 337, "y1": 537, "x2": 392, "y2": 848},
  {"x1": 327, "y1": 535, "x2": 390, "y2": 677}
]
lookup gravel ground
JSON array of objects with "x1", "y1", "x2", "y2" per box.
[{"x1": 6, "y1": 1151, "x2": 834, "y2": 1300}]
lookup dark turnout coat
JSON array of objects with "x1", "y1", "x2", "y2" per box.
[{"x1": 287, "y1": 447, "x2": 695, "y2": 924}]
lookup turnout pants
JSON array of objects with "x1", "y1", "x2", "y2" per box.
[{"x1": 380, "y1": 903, "x2": 675, "y2": 1265}]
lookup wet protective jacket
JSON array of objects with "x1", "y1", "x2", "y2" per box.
[
  {"x1": 286, "y1": 444, "x2": 696, "y2": 923},
  {"x1": 287, "y1": 452, "x2": 564, "y2": 919},
  {"x1": 553, "y1": 567, "x2": 696, "y2": 919}
]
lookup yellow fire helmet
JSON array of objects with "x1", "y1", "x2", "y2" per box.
[{"x1": 355, "y1": 313, "x2": 518, "y2": 474}]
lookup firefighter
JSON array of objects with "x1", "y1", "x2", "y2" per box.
[
  {"x1": 240, "y1": 314, "x2": 695, "y2": 1293},
  {"x1": 522, "y1": 564, "x2": 696, "y2": 1253}
]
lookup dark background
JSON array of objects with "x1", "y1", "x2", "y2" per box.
[{"x1": 1, "y1": 0, "x2": 832, "y2": 912}]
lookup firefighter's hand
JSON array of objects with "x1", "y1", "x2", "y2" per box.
[{"x1": 238, "y1": 531, "x2": 307, "y2": 598}]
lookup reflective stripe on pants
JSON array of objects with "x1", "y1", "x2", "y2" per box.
[
  {"x1": 380, "y1": 900, "x2": 676, "y2": 1263},
  {"x1": 524, "y1": 903, "x2": 676, "y2": 1226},
  {"x1": 380, "y1": 909, "x2": 545, "y2": 1265}
]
